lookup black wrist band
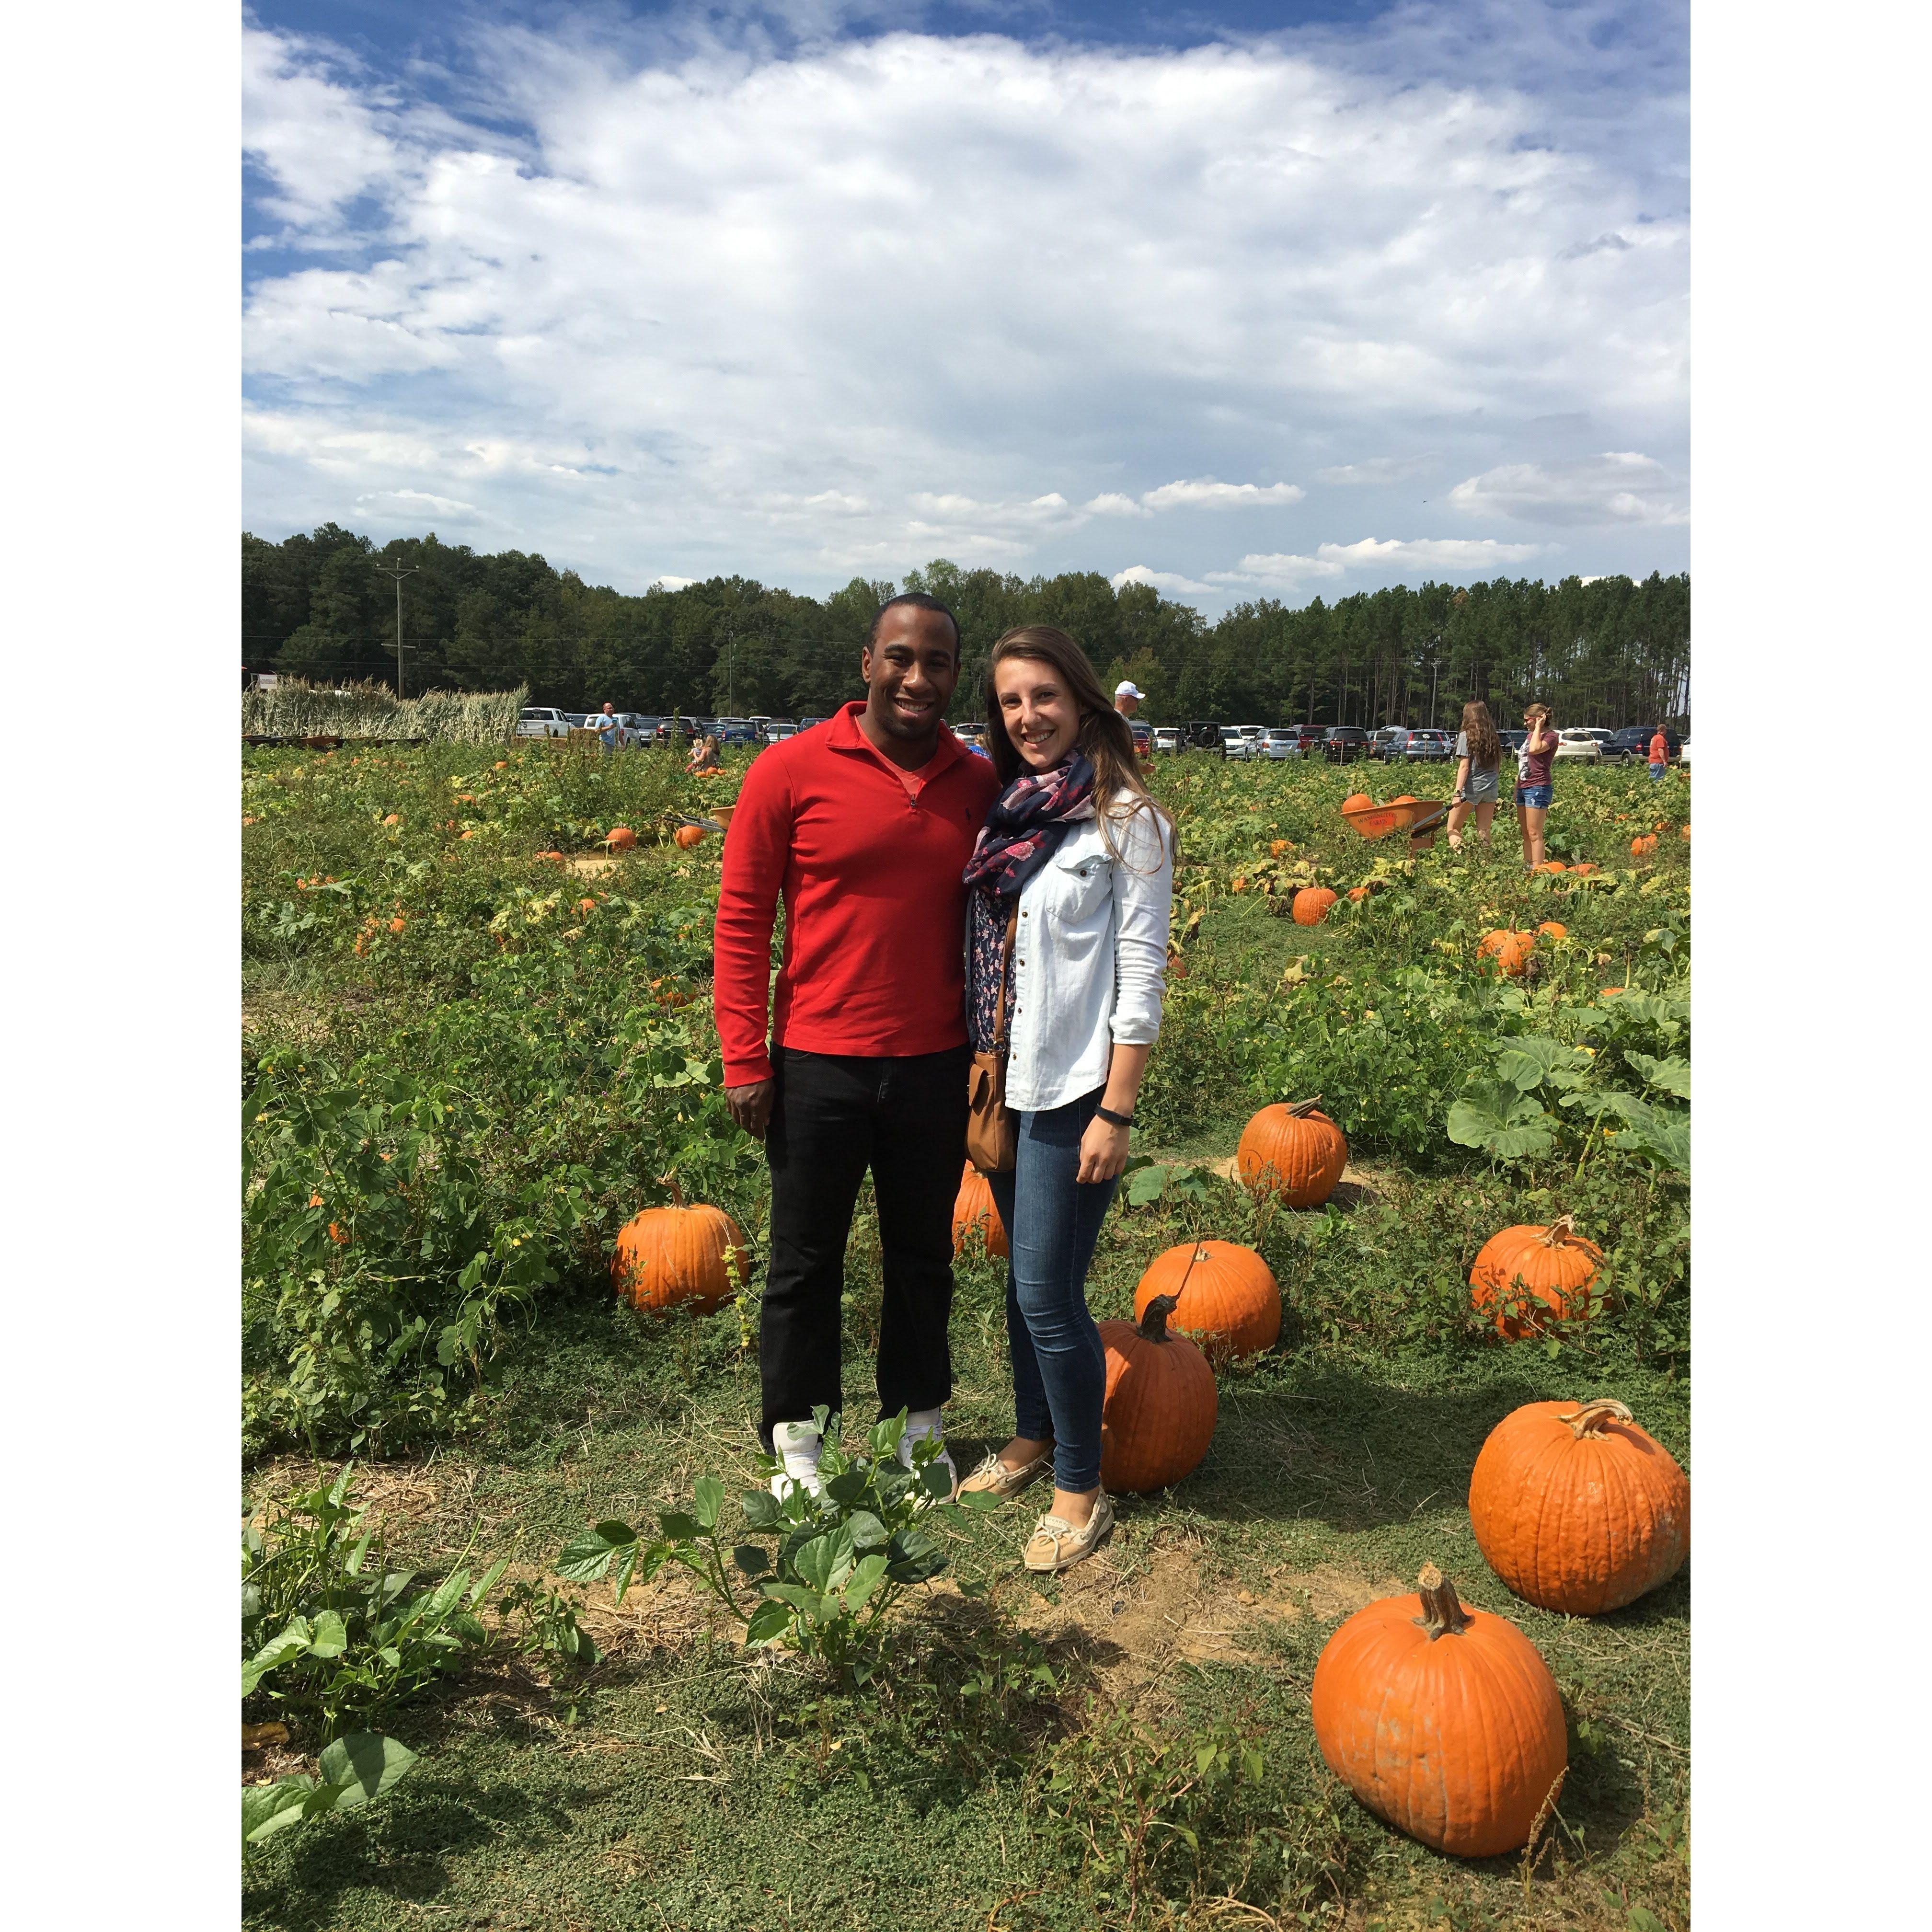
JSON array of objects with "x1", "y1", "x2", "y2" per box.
[{"x1": 1095, "y1": 1105, "x2": 1134, "y2": 1128}]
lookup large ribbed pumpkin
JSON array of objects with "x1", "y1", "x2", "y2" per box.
[
  {"x1": 1292, "y1": 886, "x2": 1339, "y2": 926},
  {"x1": 1097, "y1": 1295, "x2": 1218, "y2": 1493},
  {"x1": 612, "y1": 1193, "x2": 749, "y2": 1314},
  {"x1": 1469, "y1": 1215, "x2": 1604, "y2": 1338},
  {"x1": 952, "y1": 1162, "x2": 1008, "y2": 1258},
  {"x1": 1133, "y1": 1240, "x2": 1280, "y2": 1363},
  {"x1": 1312, "y1": 1565, "x2": 1567, "y2": 1858},
  {"x1": 1476, "y1": 929, "x2": 1534, "y2": 978},
  {"x1": 1237, "y1": 1096, "x2": 1347, "y2": 1208},
  {"x1": 1469, "y1": 1398, "x2": 1690, "y2": 1614}
]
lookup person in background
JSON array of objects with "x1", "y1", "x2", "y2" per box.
[
  {"x1": 1113, "y1": 680, "x2": 1142, "y2": 719},
  {"x1": 688, "y1": 732, "x2": 723, "y2": 775},
  {"x1": 1447, "y1": 700, "x2": 1503, "y2": 852},
  {"x1": 1648, "y1": 724, "x2": 1670, "y2": 782},
  {"x1": 955, "y1": 628, "x2": 1174, "y2": 1574},
  {"x1": 714, "y1": 595, "x2": 1000, "y2": 1501},
  {"x1": 1516, "y1": 703, "x2": 1557, "y2": 869},
  {"x1": 596, "y1": 702, "x2": 621, "y2": 752}
]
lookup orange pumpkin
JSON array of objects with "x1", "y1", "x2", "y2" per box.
[
  {"x1": 1531, "y1": 859, "x2": 1567, "y2": 875},
  {"x1": 1270, "y1": 839, "x2": 1292, "y2": 858},
  {"x1": 612, "y1": 1188, "x2": 749, "y2": 1315},
  {"x1": 1347, "y1": 885, "x2": 1369, "y2": 902},
  {"x1": 604, "y1": 826, "x2": 639, "y2": 851},
  {"x1": 1097, "y1": 1294, "x2": 1218, "y2": 1493},
  {"x1": 1469, "y1": 1214, "x2": 1603, "y2": 1338},
  {"x1": 1679, "y1": 823, "x2": 1690, "y2": 842},
  {"x1": 1292, "y1": 886, "x2": 1339, "y2": 926},
  {"x1": 1236, "y1": 1097, "x2": 1347, "y2": 1208},
  {"x1": 1133, "y1": 1239, "x2": 1280, "y2": 1363},
  {"x1": 1475, "y1": 929, "x2": 1534, "y2": 978},
  {"x1": 1569, "y1": 862, "x2": 1598, "y2": 876},
  {"x1": 534, "y1": 850, "x2": 565, "y2": 863},
  {"x1": 673, "y1": 825, "x2": 705, "y2": 850},
  {"x1": 1469, "y1": 1398, "x2": 1690, "y2": 1614},
  {"x1": 1630, "y1": 834, "x2": 1657, "y2": 857},
  {"x1": 1341, "y1": 792, "x2": 1373, "y2": 811},
  {"x1": 952, "y1": 1162, "x2": 1008, "y2": 1258},
  {"x1": 1598, "y1": 985, "x2": 1625, "y2": 1000},
  {"x1": 1536, "y1": 920, "x2": 1567, "y2": 942},
  {"x1": 1311, "y1": 1565, "x2": 1567, "y2": 1858},
  {"x1": 1389, "y1": 794, "x2": 1416, "y2": 805}
]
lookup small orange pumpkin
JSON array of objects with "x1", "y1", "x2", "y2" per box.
[
  {"x1": 952, "y1": 1162, "x2": 1008, "y2": 1259},
  {"x1": 1347, "y1": 885, "x2": 1369, "y2": 902},
  {"x1": 612, "y1": 1184, "x2": 749, "y2": 1315},
  {"x1": 1679, "y1": 823, "x2": 1690, "y2": 842},
  {"x1": 1341, "y1": 792, "x2": 1373, "y2": 811},
  {"x1": 1531, "y1": 859, "x2": 1566, "y2": 874},
  {"x1": 1469, "y1": 1398, "x2": 1690, "y2": 1614},
  {"x1": 535, "y1": 849, "x2": 565, "y2": 863},
  {"x1": 1292, "y1": 886, "x2": 1339, "y2": 926},
  {"x1": 1236, "y1": 1097, "x2": 1347, "y2": 1208},
  {"x1": 673, "y1": 825, "x2": 705, "y2": 850},
  {"x1": 1630, "y1": 834, "x2": 1657, "y2": 857},
  {"x1": 1270, "y1": 839, "x2": 1292, "y2": 857},
  {"x1": 1475, "y1": 929, "x2": 1534, "y2": 978},
  {"x1": 1536, "y1": 920, "x2": 1567, "y2": 942},
  {"x1": 1097, "y1": 1294, "x2": 1218, "y2": 1493},
  {"x1": 1133, "y1": 1239, "x2": 1281, "y2": 1362},
  {"x1": 1569, "y1": 861, "x2": 1598, "y2": 876},
  {"x1": 1311, "y1": 1564, "x2": 1567, "y2": 1858},
  {"x1": 1388, "y1": 794, "x2": 1416, "y2": 806},
  {"x1": 1469, "y1": 1214, "x2": 1603, "y2": 1337},
  {"x1": 604, "y1": 826, "x2": 640, "y2": 851}
]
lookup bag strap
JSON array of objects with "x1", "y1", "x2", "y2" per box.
[{"x1": 990, "y1": 905, "x2": 1019, "y2": 1051}]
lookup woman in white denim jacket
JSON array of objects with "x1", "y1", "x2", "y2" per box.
[{"x1": 955, "y1": 625, "x2": 1174, "y2": 1573}]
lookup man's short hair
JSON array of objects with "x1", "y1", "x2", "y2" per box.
[{"x1": 869, "y1": 592, "x2": 961, "y2": 657}]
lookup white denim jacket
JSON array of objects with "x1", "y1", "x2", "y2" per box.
[{"x1": 1003, "y1": 802, "x2": 1173, "y2": 1114}]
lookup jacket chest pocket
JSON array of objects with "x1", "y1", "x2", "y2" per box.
[{"x1": 1048, "y1": 850, "x2": 1110, "y2": 928}]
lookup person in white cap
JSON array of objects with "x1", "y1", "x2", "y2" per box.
[{"x1": 1113, "y1": 680, "x2": 1143, "y2": 718}]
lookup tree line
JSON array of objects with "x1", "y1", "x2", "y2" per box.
[{"x1": 243, "y1": 526, "x2": 1691, "y2": 730}]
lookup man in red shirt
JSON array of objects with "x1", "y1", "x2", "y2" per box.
[
  {"x1": 1648, "y1": 726, "x2": 1670, "y2": 781},
  {"x1": 715, "y1": 595, "x2": 1000, "y2": 1496}
]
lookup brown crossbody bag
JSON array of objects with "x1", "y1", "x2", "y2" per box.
[{"x1": 965, "y1": 905, "x2": 1019, "y2": 1174}]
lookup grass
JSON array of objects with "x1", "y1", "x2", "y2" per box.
[{"x1": 242, "y1": 744, "x2": 1689, "y2": 1931}]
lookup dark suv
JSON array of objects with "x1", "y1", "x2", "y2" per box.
[
  {"x1": 1605, "y1": 726, "x2": 1682, "y2": 765},
  {"x1": 1322, "y1": 726, "x2": 1373, "y2": 763},
  {"x1": 1177, "y1": 720, "x2": 1226, "y2": 753}
]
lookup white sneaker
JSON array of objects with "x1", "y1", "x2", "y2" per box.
[
  {"x1": 770, "y1": 1419, "x2": 824, "y2": 1500},
  {"x1": 898, "y1": 1407, "x2": 957, "y2": 1496}
]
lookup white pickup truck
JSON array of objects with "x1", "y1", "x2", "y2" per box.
[{"x1": 516, "y1": 706, "x2": 571, "y2": 739}]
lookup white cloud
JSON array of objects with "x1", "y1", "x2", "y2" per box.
[
  {"x1": 356, "y1": 487, "x2": 481, "y2": 519},
  {"x1": 1111, "y1": 565, "x2": 1214, "y2": 595},
  {"x1": 652, "y1": 575, "x2": 696, "y2": 591},
  {"x1": 1314, "y1": 454, "x2": 1438, "y2": 486},
  {"x1": 1211, "y1": 535, "x2": 1547, "y2": 589},
  {"x1": 242, "y1": 13, "x2": 1686, "y2": 592},
  {"x1": 1447, "y1": 452, "x2": 1687, "y2": 526},
  {"x1": 1138, "y1": 478, "x2": 1305, "y2": 511}
]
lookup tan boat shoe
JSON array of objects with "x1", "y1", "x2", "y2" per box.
[
  {"x1": 954, "y1": 1448, "x2": 1052, "y2": 1502},
  {"x1": 1023, "y1": 1491, "x2": 1115, "y2": 1573}
]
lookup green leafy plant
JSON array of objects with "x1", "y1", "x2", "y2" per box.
[
  {"x1": 556, "y1": 1407, "x2": 978, "y2": 1683},
  {"x1": 243, "y1": 1732, "x2": 417, "y2": 1855},
  {"x1": 242, "y1": 1465, "x2": 503, "y2": 1740}
]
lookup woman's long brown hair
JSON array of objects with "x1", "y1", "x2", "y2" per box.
[
  {"x1": 983, "y1": 626, "x2": 1175, "y2": 863},
  {"x1": 1459, "y1": 700, "x2": 1501, "y2": 769}
]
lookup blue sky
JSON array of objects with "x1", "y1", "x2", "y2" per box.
[{"x1": 242, "y1": 1, "x2": 1688, "y2": 606}]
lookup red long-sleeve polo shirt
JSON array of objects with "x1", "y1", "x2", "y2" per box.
[{"x1": 713, "y1": 702, "x2": 1001, "y2": 1085}]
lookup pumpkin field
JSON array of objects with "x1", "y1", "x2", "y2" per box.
[{"x1": 242, "y1": 738, "x2": 1690, "y2": 1932}]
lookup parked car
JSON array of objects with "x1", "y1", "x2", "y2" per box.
[
  {"x1": 1322, "y1": 726, "x2": 1373, "y2": 763},
  {"x1": 1129, "y1": 721, "x2": 1152, "y2": 757},
  {"x1": 1499, "y1": 728, "x2": 1527, "y2": 754},
  {"x1": 1380, "y1": 727, "x2": 1454, "y2": 763},
  {"x1": 516, "y1": 705, "x2": 571, "y2": 739},
  {"x1": 1263, "y1": 728, "x2": 1302, "y2": 760},
  {"x1": 796, "y1": 715, "x2": 826, "y2": 731},
  {"x1": 1678, "y1": 737, "x2": 1690, "y2": 766},
  {"x1": 1604, "y1": 726, "x2": 1683, "y2": 764},
  {"x1": 1180, "y1": 720, "x2": 1227, "y2": 753},
  {"x1": 1552, "y1": 729, "x2": 1602, "y2": 762},
  {"x1": 1370, "y1": 726, "x2": 1406, "y2": 756},
  {"x1": 1221, "y1": 727, "x2": 1259, "y2": 761},
  {"x1": 763, "y1": 720, "x2": 798, "y2": 744},
  {"x1": 1151, "y1": 725, "x2": 1183, "y2": 753},
  {"x1": 1281, "y1": 723, "x2": 1322, "y2": 753},
  {"x1": 716, "y1": 718, "x2": 760, "y2": 746}
]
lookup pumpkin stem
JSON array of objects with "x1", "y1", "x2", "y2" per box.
[
  {"x1": 1285, "y1": 1096, "x2": 1325, "y2": 1118},
  {"x1": 1538, "y1": 1213, "x2": 1579, "y2": 1246},
  {"x1": 1412, "y1": 1563, "x2": 1472, "y2": 1640},
  {"x1": 1558, "y1": 1397, "x2": 1634, "y2": 1438},
  {"x1": 1138, "y1": 1292, "x2": 1181, "y2": 1344},
  {"x1": 663, "y1": 1173, "x2": 685, "y2": 1210}
]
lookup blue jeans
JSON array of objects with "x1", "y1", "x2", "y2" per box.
[
  {"x1": 1517, "y1": 782, "x2": 1552, "y2": 809},
  {"x1": 986, "y1": 1087, "x2": 1118, "y2": 1493},
  {"x1": 1649, "y1": 762, "x2": 1665, "y2": 781}
]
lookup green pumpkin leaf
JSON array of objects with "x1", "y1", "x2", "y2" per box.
[{"x1": 1446, "y1": 1083, "x2": 1555, "y2": 1159}]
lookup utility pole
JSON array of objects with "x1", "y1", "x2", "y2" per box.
[
  {"x1": 377, "y1": 558, "x2": 419, "y2": 698},
  {"x1": 1429, "y1": 645, "x2": 1442, "y2": 730}
]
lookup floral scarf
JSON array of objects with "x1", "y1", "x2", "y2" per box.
[{"x1": 962, "y1": 752, "x2": 1096, "y2": 1051}]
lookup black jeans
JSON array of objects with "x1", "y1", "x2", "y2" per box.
[{"x1": 759, "y1": 1044, "x2": 969, "y2": 1449}]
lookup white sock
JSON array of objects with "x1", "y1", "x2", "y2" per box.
[
  {"x1": 898, "y1": 1407, "x2": 954, "y2": 1473},
  {"x1": 771, "y1": 1419, "x2": 824, "y2": 1496}
]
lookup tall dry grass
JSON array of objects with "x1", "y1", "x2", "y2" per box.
[{"x1": 243, "y1": 680, "x2": 527, "y2": 745}]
